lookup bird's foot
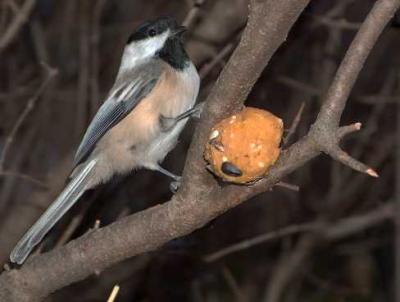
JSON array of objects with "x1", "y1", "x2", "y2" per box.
[
  {"x1": 191, "y1": 102, "x2": 204, "y2": 120},
  {"x1": 169, "y1": 177, "x2": 182, "y2": 193}
]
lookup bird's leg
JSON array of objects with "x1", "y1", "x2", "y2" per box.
[
  {"x1": 155, "y1": 165, "x2": 180, "y2": 181},
  {"x1": 159, "y1": 102, "x2": 204, "y2": 132},
  {"x1": 154, "y1": 165, "x2": 182, "y2": 193},
  {"x1": 181, "y1": 101, "x2": 204, "y2": 120}
]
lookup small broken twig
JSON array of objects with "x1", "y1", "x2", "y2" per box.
[{"x1": 106, "y1": 285, "x2": 120, "y2": 302}]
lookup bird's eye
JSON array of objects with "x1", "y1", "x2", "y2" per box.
[{"x1": 148, "y1": 29, "x2": 157, "y2": 37}]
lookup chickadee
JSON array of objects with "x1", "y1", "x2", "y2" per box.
[{"x1": 10, "y1": 16, "x2": 201, "y2": 264}]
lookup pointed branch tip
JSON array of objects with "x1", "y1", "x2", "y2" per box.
[
  {"x1": 366, "y1": 168, "x2": 379, "y2": 178},
  {"x1": 337, "y1": 122, "x2": 363, "y2": 139}
]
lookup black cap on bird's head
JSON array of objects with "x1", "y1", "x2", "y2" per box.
[
  {"x1": 123, "y1": 17, "x2": 189, "y2": 70},
  {"x1": 127, "y1": 16, "x2": 186, "y2": 44}
]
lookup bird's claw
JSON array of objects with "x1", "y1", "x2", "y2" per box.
[
  {"x1": 192, "y1": 102, "x2": 205, "y2": 120},
  {"x1": 169, "y1": 177, "x2": 182, "y2": 193}
]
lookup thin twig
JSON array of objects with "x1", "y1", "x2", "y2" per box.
[
  {"x1": 304, "y1": 269, "x2": 355, "y2": 296},
  {"x1": 325, "y1": 145, "x2": 378, "y2": 177},
  {"x1": 323, "y1": 203, "x2": 394, "y2": 239},
  {"x1": 336, "y1": 122, "x2": 362, "y2": 139},
  {"x1": 264, "y1": 203, "x2": 394, "y2": 302},
  {"x1": 310, "y1": 14, "x2": 362, "y2": 30},
  {"x1": 54, "y1": 202, "x2": 93, "y2": 248},
  {"x1": 199, "y1": 40, "x2": 237, "y2": 80},
  {"x1": 221, "y1": 267, "x2": 247, "y2": 302},
  {"x1": 0, "y1": 63, "x2": 57, "y2": 170},
  {"x1": 0, "y1": 0, "x2": 37, "y2": 55},
  {"x1": 278, "y1": 75, "x2": 400, "y2": 104},
  {"x1": 275, "y1": 181, "x2": 300, "y2": 192},
  {"x1": 90, "y1": 0, "x2": 107, "y2": 110},
  {"x1": 204, "y1": 223, "x2": 316, "y2": 262},
  {"x1": 264, "y1": 234, "x2": 317, "y2": 302},
  {"x1": 75, "y1": 3, "x2": 91, "y2": 139},
  {"x1": 283, "y1": 102, "x2": 305, "y2": 146},
  {"x1": 277, "y1": 76, "x2": 320, "y2": 96},
  {"x1": 0, "y1": 171, "x2": 48, "y2": 189},
  {"x1": 182, "y1": 0, "x2": 207, "y2": 28},
  {"x1": 6, "y1": 0, "x2": 22, "y2": 15}
]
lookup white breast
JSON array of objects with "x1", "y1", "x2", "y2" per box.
[
  {"x1": 145, "y1": 62, "x2": 200, "y2": 167},
  {"x1": 93, "y1": 62, "x2": 200, "y2": 182}
]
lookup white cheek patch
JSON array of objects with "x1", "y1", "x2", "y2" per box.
[
  {"x1": 120, "y1": 31, "x2": 169, "y2": 70},
  {"x1": 139, "y1": 30, "x2": 169, "y2": 56}
]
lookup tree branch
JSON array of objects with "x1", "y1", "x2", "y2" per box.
[
  {"x1": 308, "y1": 0, "x2": 400, "y2": 177},
  {"x1": 0, "y1": 0, "x2": 37, "y2": 55},
  {"x1": 0, "y1": 1, "x2": 311, "y2": 300},
  {"x1": 0, "y1": 63, "x2": 57, "y2": 170},
  {"x1": 315, "y1": 0, "x2": 399, "y2": 129},
  {"x1": 264, "y1": 2, "x2": 400, "y2": 300},
  {"x1": 204, "y1": 203, "x2": 394, "y2": 262},
  {"x1": 0, "y1": 0, "x2": 397, "y2": 301}
]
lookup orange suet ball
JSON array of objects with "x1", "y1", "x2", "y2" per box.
[{"x1": 204, "y1": 107, "x2": 283, "y2": 184}]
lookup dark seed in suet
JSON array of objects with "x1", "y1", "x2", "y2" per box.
[{"x1": 221, "y1": 162, "x2": 242, "y2": 177}]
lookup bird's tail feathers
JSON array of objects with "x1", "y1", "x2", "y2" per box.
[{"x1": 10, "y1": 159, "x2": 97, "y2": 264}]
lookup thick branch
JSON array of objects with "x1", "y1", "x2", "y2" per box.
[
  {"x1": 264, "y1": 2, "x2": 400, "y2": 300},
  {"x1": 180, "y1": 0, "x2": 311, "y2": 199},
  {"x1": 309, "y1": 0, "x2": 400, "y2": 176},
  {"x1": 0, "y1": 1, "x2": 311, "y2": 301},
  {"x1": 315, "y1": 0, "x2": 399, "y2": 128}
]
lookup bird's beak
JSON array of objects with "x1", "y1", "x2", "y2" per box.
[{"x1": 173, "y1": 25, "x2": 187, "y2": 37}]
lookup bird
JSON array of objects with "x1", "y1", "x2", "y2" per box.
[{"x1": 10, "y1": 16, "x2": 201, "y2": 265}]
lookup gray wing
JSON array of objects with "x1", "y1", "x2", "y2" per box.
[{"x1": 73, "y1": 66, "x2": 161, "y2": 166}]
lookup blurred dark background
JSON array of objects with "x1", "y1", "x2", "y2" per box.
[{"x1": 0, "y1": 0, "x2": 398, "y2": 301}]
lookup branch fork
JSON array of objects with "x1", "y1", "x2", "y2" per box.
[{"x1": 309, "y1": 120, "x2": 378, "y2": 177}]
